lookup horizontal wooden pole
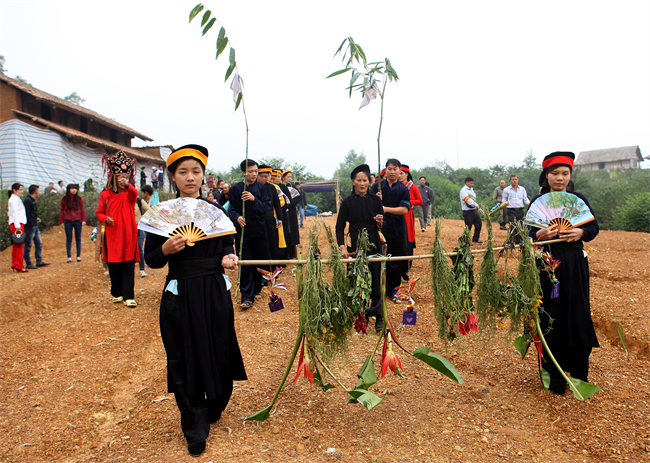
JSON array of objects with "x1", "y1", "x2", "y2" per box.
[{"x1": 237, "y1": 238, "x2": 568, "y2": 266}]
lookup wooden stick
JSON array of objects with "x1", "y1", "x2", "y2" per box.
[{"x1": 237, "y1": 238, "x2": 569, "y2": 266}]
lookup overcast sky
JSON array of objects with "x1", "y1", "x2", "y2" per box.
[{"x1": 1, "y1": 0, "x2": 649, "y2": 177}]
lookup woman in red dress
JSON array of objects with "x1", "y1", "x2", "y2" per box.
[{"x1": 399, "y1": 165, "x2": 422, "y2": 277}]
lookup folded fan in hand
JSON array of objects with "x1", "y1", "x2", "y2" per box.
[
  {"x1": 524, "y1": 192, "x2": 594, "y2": 231},
  {"x1": 138, "y1": 198, "x2": 236, "y2": 246}
]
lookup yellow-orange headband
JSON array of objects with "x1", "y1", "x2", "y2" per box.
[
  {"x1": 258, "y1": 167, "x2": 272, "y2": 174},
  {"x1": 282, "y1": 169, "x2": 292, "y2": 176},
  {"x1": 166, "y1": 148, "x2": 208, "y2": 168},
  {"x1": 272, "y1": 170, "x2": 282, "y2": 176}
]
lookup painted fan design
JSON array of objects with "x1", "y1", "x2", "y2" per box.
[
  {"x1": 138, "y1": 197, "x2": 236, "y2": 246},
  {"x1": 524, "y1": 192, "x2": 594, "y2": 231}
]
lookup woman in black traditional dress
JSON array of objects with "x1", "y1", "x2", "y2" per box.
[
  {"x1": 528, "y1": 151, "x2": 599, "y2": 395},
  {"x1": 335, "y1": 164, "x2": 384, "y2": 331},
  {"x1": 144, "y1": 145, "x2": 245, "y2": 456}
]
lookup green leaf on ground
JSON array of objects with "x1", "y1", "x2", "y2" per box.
[
  {"x1": 347, "y1": 389, "x2": 383, "y2": 410},
  {"x1": 615, "y1": 318, "x2": 628, "y2": 360},
  {"x1": 540, "y1": 368, "x2": 550, "y2": 390},
  {"x1": 244, "y1": 405, "x2": 272, "y2": 422},
  {"x1": 202, "y1": 18, "x2": 216, "y2": 36},
  {"x1": 189, "y1": 4, "x2": 204, "y2": 23},
  {"x1": 514, "y1": 335, "x2": 531, "y2": 359},
  {"x1": 312, "y1": 365, "x2": 336, "y2": 392},
  {"x1": 412, "y1": 347, "x2": 464, "y2": 384},
  {"x1": 568, "y1": 378, "x2": 602, "y2": 401}
]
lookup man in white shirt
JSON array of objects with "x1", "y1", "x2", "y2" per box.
[
  {"x1": 502, "y1": 174, "x2": 530, "y2": 244},
  {"x1": 459, "y1": 176, "x2": 482, "y2": 244}
]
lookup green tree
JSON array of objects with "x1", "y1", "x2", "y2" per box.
[
  {"x1": 14, "y1": 75, "x2": 30, "y2": 85},
  {"x1": 64, "y1": 92, "x2": 85, "y2": 105},
  {"x1": 613, "y1": 192, "x2": 650, "y2": 233},
  {"x1": 333, "y1": 149, "x2": 366, "y2": 200},
  {"x1": 0, "y1": 55, "x2": 6, "y2": 74}
]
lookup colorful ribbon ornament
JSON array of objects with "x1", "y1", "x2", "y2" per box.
[
  {"x1": 257, "y1": 267, "x2": 288, "y2": 311},
  {"x1": 395, "y1": 276, "x2": 420, "y2": 325},
  {"x1": 540, "y1": 251, "x2": 561, "y2": 299}
]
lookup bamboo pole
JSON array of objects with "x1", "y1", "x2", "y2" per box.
[{"x1": 237, "y1": 237, "x2": 569, "y2": 266}]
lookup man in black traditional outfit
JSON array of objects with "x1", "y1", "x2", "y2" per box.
[
  {"x1": 228, "y1": 159, "x2": 272, "y2": 309},
  {"x1": 257, "y1": 165, "x2": 284, "y2": 275},
  {"x1": 144, "y1": 145, "x2": 246, "y2": 457},
  {"x1": 370, "y1": 158, "x2": 410, "y2": 303},
  {"x1": 528, "y1": 151, "x2": 599, "y2": 395}
]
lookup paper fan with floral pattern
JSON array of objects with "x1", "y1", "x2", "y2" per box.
[
  {"x1": 524, "y1": 192, "x2": 594, "y2": 231},
  {"x1": 138, "y1": 197, "x2": 235, "y2": 246}
]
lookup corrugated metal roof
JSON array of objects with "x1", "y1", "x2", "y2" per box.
[
  {"x1": 575, "y1": 146, "x2": 643, "y2": 164},
  {"x1": 12, "y1": 110, "x2": 163, "y2": 164},
  {"x1": 1, "y1": 74, "x2": 152, "y2": 141}
]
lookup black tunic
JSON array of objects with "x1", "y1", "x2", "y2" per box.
[
  {"x1": 528, "y1": 191, "x2": 600, "y2": 348},
  {"x1": 335, "y1": 192, "x2": 384, "y2": 301},
  {"x1": 145, "y1": 199, "x2": 247, "y2": 399},
  {"x1": 263, "y1": 182, "x2": 284, "y2": 260},
  {"x1": 280, "y1": 183, "x2": 300, "y2": 247}
]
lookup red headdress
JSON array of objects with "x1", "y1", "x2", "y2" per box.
[{"x1": 103, "y1": 150, "x2": 136, "y2": 192}]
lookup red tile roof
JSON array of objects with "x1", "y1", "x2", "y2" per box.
[
  {"x1": 13, "y1": 110, "x2": 163, "y2": 164},
  {"x1": 1, "y1": 74, "x2": 153, "y2": 141}
]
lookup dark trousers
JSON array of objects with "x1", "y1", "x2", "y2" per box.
[
  {"x1": 385, "y1": 236, "x2": 406, "y2": 298},
  {"x1": 161, "y1": 292, "x2": 233, "y2": 444},
  {"x1": 462, "y1": 209, "x2": 482, "y2": 242},
  {"x1": 544, "y1": 344, "x2": 592, "y2": 391},
  {"x1": 507, "y1": 208, "x2": 524, "y2": 244},
  {"x1": 64, "y1": 220, "x2": 82, "y2": 258},
  {"x1": 138, "y1": 230, "x2": 146, "y2": 271},
  {"x1": 107, "y1": 260, "x2": 135, "y2": 300},
  {"x1": 24, "y1": 225, "x2": 43, "y2": 265},
  {"x1": 235, "y1": 234, "x2": 269, "y2": 303}
]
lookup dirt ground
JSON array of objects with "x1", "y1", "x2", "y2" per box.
[{"x1": 1, "y1": 217, "x2": 649, "y2": 463}]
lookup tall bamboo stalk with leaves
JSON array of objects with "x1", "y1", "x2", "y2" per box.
[
  {"x1": 327, "y1": 38, "x2": 399, "y2": 175},
  {"x1": 189, "y1": 4, "x2": 250, "y2": 294}
]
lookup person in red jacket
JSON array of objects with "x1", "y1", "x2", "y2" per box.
[
  {"x1": 96, "y1": 151, "x2": 140, "y2": 307},
  {"x1": 60, "y1": 184, "x2": 87, "y2": 263},
  {"x1": 399, "y1": 165, "x2": 422, "y2": 278}
]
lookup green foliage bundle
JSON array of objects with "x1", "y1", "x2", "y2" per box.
[
  {"x1": 475, "y1": 208, "x2": 503, "y2": 336},
  {"x1": 451, "y1": 226, "x2": 476, "y2": 318},
  {"x1": 345, "y1": 229, "x2": 373, "y2": 317},
  {"x1": 302, "y1": 221, "x2": 359, "y2": 363},
  {"x1": 430, "y1": 218, "x2": 459, "y2": 344}
]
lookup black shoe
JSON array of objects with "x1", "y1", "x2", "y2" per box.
[
  {"x1": 261, "y1": 280, "x2": 269, "y2": 287},
  {"x1": 26, "y1": 264, "x2": 38, "y2": 270},
  {"x1": 471, "y1": 240, "x2": 483, "y2": 245},
  {"x1": 36, "y1": 262, "x2": 51, "y2": 267},
  {"x1": 499, "y1": 225, "x2": 507, "y2": 230},
  {"x1": 402, "y1": 273, "x2": 409, "y2": 282},
  {"x1": 374, "y1": 317, "x2": 384, "y2": 332},
  {"x1": 187, "y1": 440, "x2": 206, "y2": 457}
]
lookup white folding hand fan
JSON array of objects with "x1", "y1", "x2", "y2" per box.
[
  {"x1": 138, "y1": 197, "x2": 236, "y2": 246},
  {"x1": 524, "y1": 192, "x2": 594, "y2": 231}
]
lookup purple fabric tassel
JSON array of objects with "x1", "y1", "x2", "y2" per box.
[{"x1": 551, "y1": 282, "x2": 559, "y2": 299}]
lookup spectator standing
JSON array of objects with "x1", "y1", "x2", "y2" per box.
[
  {"x1": 158, "y1": 168, "x2": 164, "y2": 190},
  {"x1": 295, "y1": 182, "x2": 307, "y2": 228},
  {"x1": 151, "y1": 166, "x2": 159, "y2": 190},
  {"x1": 7, "y1": 183, "x2": 28, "y2": 272},
  {"x1": 281, "y1": 169, "x2": 300, "y2": 257},
  {"x1": 399, "y1": 165, "x2": 422, "y2": 277},
  {"x1": 23, "y1": 185, "x2": 50, "y2": 269},
  {"x1": 416, "y1": 176, "x2": 434, "y2": 231},
  {"x1": 493, "y1": 180, "x2": 507, "y2": 230},
  {"x1": 96, "y1": 151, "x2": 140, "y2": 307},
  {"x1": 140, "y1": 167, "x2": 147, "y2": 188},
  {"x1": 60, "y1": 184, "x2": 87, "y2": 262},
  {"x1": 135, "y1": 187, "x2": 151, "y2": 277},
  {"x1": 47, "y1": 182, "x2": 57, "y2": 194},
  {"x1": 218, "y1": 183, "x2": 230, "y2": 209},
  {"x1": 460, "y1": 176, "x2": 482, "y2": 244},
  {"x1": 56, "y1": 181, "x2": 65, "y2": 194},
  {"x1": 502, "y1": 174, "x2": 530, "y2": 244}
]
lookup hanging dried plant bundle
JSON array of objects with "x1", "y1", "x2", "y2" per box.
[
  {"x1": 302, "y1": 222, "x2": 327, "y2": 341},
  {"x1": 430, "y1": 218, "x2": 459, "y2": 344},
  {"x1": 451, "y1": 227, "x2": 478, "y2": 337},
  {"x1": 345, "y1": 228, "x2": 373, "y2": 320},
  {"x1": 475, "y1": 207, "x2": 505, "y2": 336}
]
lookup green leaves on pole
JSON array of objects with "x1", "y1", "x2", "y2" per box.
[
  {"x1": 216, "y1": 27, "x2": 228, "y2": 60},
  {"x1": 189, "y1": 4, "x2": 243, "y2": 113},
  {"x1": 412, "y1": 347, "x2": 465, "y2": 384}
]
